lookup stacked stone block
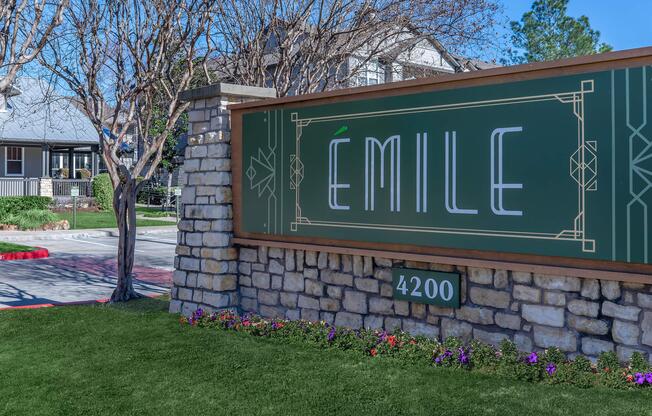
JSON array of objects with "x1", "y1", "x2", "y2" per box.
[
  {"x1": 39, "y1": 177, "x2": 53, "y2": 198},
  {"x1": 170, "y1": 84, "x2": 276, "y2": 316},
  {"x1": 234, "y1": 247, "x2": 652, "y2": 362}
]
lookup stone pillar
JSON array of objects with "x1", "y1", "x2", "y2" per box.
[
  {"x1": 170, "y1": 83, "x2": 276, "y2": 316},
  {"x1": 39, "y1": 177, "x2": 53, "y2": 198}
]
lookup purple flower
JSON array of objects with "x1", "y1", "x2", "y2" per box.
[
  {"x1": 527, "y1": 352, "x2": 538, "y2": 364},
  {"x1": 195, "y1": 308, "x2": 204, "y2": 318},
  {"x1": 378, "y1": 331, "x2": 388, "y2": 342},
  {"x1": 458, "y1": 347, "x2": 470, "y2": 365},
  {"x1": 635, "y1": 373, "x2": 645, "y2": 385},
  {"x1": 434, "y1": 356, "x2": 441, "y2": 364},
  {"x1": 646, "y1": 373, "x2": 652, "y2": 384},
  {"x1": 545, "y1": 362, "x2": 556, "y2": 376},
  {"x1": 327, "y1": 327, "x2": 336, "y2": 342}
]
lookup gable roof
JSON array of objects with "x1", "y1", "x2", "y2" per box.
[{"x1": 0, "y1": 77, "x2": 98, "y2": 146}]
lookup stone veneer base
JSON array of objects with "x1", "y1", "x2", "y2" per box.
[{"x1": 170, "y1": 83, "x2": 652, "y2": 363}]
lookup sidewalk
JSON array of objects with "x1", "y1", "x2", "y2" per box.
[{"x1": 0, "y1": 225, "x2": 177, "y2": 242}]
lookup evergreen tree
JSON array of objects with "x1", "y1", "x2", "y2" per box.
[{"x1": 508, "y1": 0, "x2": 612, "y2": 64}]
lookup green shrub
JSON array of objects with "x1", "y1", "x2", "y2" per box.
[
  {"x1": 137, "y1": 186, "x2": 168, "y2": 205},
  {"x1": 630, "y1": 352, "x2": 650, "y2": 373},
  {"x1": 469, "y1": 340, "x2": 499, "y2": 370},
  {"x1": 597, "y1": 351, "x2": 619, "y2": 372},
  {"x1": 92, "y1": 173, "x2": 114, "y2": 211},
  {"x1": 142, "y1": 211, "x2": 174, "y2": 218},
  {"x1": 544, "y1": 347, "x2": 566, "y2": 365},
  {"x1": 1, "y1": 209, "x2": 58, "y2": 230},
  {"x1": 0, "y1": 196, "x2": 52, "y2": 216}
]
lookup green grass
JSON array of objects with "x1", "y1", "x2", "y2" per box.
[
  {"x1": 136, "y1": 207, "x2": 176, "y2": 218},
  {"x1": 0, "y1": 298, "x2": 650, "y2": 416},
  {"x1": 56, "y1": 211, "x2": 172, "y2": 229},
  {"x1": 0, "y1": 242, "x2": 35, "y2": 253},
  {"x1": 136, "y1": 206, "x2": 174, "y2": 214}
]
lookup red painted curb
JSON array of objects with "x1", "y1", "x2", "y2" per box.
[{"x1": 0, "y1": 247, "x2": 49, "y2": 261}]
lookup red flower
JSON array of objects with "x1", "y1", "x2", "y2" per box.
[
  {"x1": 387, "y1": 335, "x2": 397, "y2": 348},
  {"x1": 409, "y1": 340, "x2": 417, "y2": 345},
  {"x1": 626, "y1": 374, "x2": 634, "y2": 382},
  {"x1": 242, "y1": 320, "x2": 251, "y2": 327},
  {"x1": 370, "y1": 348, "x2": 377, "y2": 357}
]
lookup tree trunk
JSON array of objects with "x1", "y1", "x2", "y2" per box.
[{"x1": 110, "y1": 179, "x2": 142, "y2": 302}]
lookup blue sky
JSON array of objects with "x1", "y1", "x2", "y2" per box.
[{"x1": 503, "y1": 0, "x2": 652, "y2": 51}]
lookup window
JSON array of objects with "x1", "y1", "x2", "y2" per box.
[
  {"x1": 51, "y1": 152, "x2": 69, "y2": 178},
  {"x1": 74, "y1": 153, "x2": 92, "y2": 178},
  {"x1": 351, "y1": 58, "x2": 386, "y2": 87},
  {"x1": 5, "y1": 146, "x2": 23, "y2": 176}
]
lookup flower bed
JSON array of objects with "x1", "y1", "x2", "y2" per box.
[{"x1": 182, "y1": 308, "x2": 652, "y2": 390}]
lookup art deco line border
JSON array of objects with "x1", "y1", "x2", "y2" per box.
[{"x1": 286, "y1": 80, "x2": 597, "y2": 253}]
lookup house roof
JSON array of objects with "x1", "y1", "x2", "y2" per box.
[
  {"x1": 452, "y1": 55, "x2": 501, "y2": 71},
  {"x1": 0, "y1": 77, "x2": 98, "y2": 146}
]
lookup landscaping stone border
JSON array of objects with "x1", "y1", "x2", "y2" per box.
[{"x1": 170, "y1": 83, "x2": 652, "y2": 363}]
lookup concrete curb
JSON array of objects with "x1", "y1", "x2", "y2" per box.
[{"x1": 0, "y1": 226, "x2": 177, "y2": 242}]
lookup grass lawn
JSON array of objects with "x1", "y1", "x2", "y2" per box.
[
  {"x1": 1, "y1": 298, "x2": 650, "y2": 416},
  {"x1": 0, "y1": 242, "x2": 35, "y2": 253},
  {"x1": 56, "y1": 211, "x2": 172, "y2": 229}
]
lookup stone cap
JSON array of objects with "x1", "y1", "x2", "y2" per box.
[{"x1": 180, "y1": 82, "x2": 276, "y2": 102}]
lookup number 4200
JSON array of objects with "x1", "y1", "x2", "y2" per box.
[{"x1": 395, "y1": 274, "x2": 454, "y2": 301}]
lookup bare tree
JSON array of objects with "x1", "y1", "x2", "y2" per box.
[
  {"x1": 210, "y1": 0, "x2": 502, "y2": 97},
  {"x1": 41, "y1": 0, "x2": 216, "y2": 301},
  {"x1": 0, "y1": 0, "x2": 68, "y2": 92}
]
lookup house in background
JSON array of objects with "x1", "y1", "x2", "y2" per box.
[
  {"x1": 229, "y1": 24, "x2": 500, "y2": 94},
  {"x1": 345, "y1": 36, "x2": 498, "y2": 88},
  {"x1": 0, "y1": 77, "x2": 101, "y2": 197}
]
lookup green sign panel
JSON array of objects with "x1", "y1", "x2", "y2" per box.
[
  {"x1": 241, "y1": 64, "x2": 652, "y2": 265},
  {"x1": 392, "y1": 268, "x2": 460, "y2": 308}
]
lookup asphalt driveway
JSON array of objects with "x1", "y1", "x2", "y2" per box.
[{"x1": 0, "y1": 232, "x2": 176, "y2": 308}]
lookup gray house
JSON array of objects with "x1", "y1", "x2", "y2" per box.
[{"x1": 0, "y1": 77, "x2": 100, "y2": 196}]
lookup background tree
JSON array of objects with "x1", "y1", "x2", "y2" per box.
[
  {"x1": 151, "y1": 110, "x2": 187, "y2": 207},
  {"x1": 0, "y1": 0, "x2": 68, "y2": 92},
  {"x1": 210, "y1": 0, "x2": 502, "y2": 97},
  {"x1": 41, "y1": 0, "x2": 217, "y2": 301},
  {"x1": 508, "y1": 0, "x2": 612, "y2": 64}
]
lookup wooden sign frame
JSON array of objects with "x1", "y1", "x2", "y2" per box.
[{"x1": 230, "y1": 47, "x2": 652, "y2": 283}]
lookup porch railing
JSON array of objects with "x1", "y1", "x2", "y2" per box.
[
  {"x1": 53, "y1": 179, "x2": 92, "y2": 197},
  {"x1": 0, "y1": 178, "x2": 39, "y2": 197}
]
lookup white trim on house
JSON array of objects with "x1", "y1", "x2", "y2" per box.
[{"x1": 4, "y1": 146, "x2": 24, "y2": 176}]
